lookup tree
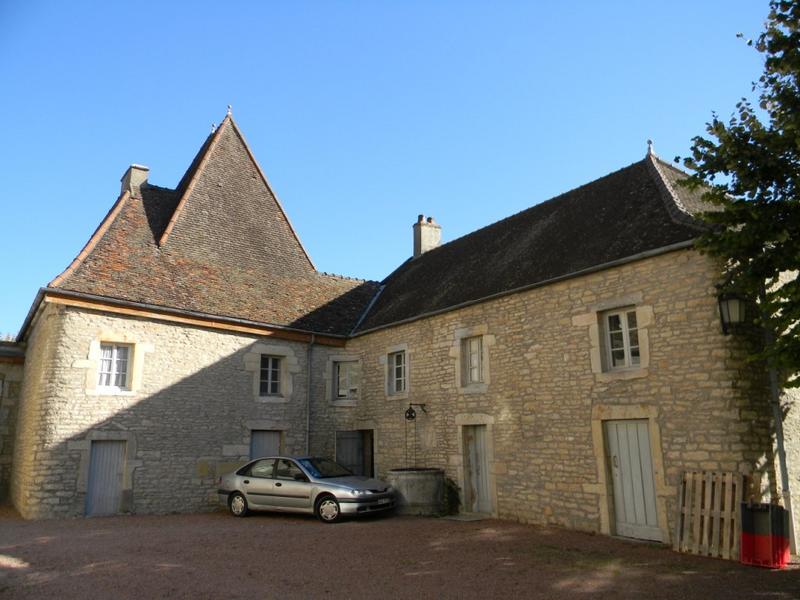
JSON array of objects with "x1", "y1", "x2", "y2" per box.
[{"x1": 681, "y1": 0, "x2": 800, "y2": 386}]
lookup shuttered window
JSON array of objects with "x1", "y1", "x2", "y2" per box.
[{"x1": 335, "y1": 361, "x2": 360, "y2": 400}]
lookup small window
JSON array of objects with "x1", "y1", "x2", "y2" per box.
[
  {"x1": 388, "y1": 351, "x2": 406, "y2": 395},
  {"x1": 335, "y1": 361, "x2": 360, "y2": 400},
  {"x1": 260, "y1": 355, "x2": 281, "y2": 396},
  {"x1": 98, "y1": 343, "x2": 132, "y2": 390},
  {"x1": 604, "y1": 309, "x2": 640, "y2": 370},
  {"x1": 462, "y1": 336, "x2": 483, "y2": 384}
]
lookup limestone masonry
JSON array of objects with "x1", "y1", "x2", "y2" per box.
[{"x1": 4, "y1": 114, "x2": 797, "y2": 551}]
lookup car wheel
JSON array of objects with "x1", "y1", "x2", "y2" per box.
[
  {"x1": 315, "y1": 495, "x2": 341, "y2": 523},
  {"x1": 229, "y1": 492, "x2": 248, "y2": 517}
]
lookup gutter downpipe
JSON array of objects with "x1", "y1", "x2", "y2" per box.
[{"x1": 306, "y1": 333, "x2": 315, "y2": 455}]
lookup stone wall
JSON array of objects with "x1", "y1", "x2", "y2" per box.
[
  {"x1": 0, "y1": 359, "x2": 24, "y2": 500},
  {"x1": 11, "y1": 303, "x2": 340, "y2": 518},
  {"x1": 343, "y1": 248, "x2": 774, "y2": 541}
]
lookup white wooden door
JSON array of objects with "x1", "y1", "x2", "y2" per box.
[
  {"x1": 85, "y1": 440, "x2": 126, "y2": 516},
  {"x1": 250, "y1": 430, "x2": 282, "y2": 459},
  {"x1": 463, "y1": 425, "x2": 491, "y2": 513},
  {"x1": 604, "y1": 420, "x2": 662, "y2": 541}
]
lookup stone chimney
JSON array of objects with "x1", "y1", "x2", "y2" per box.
[
  {"x1": 413, "y1": 214, "x2": 442, "y2": 258},
  {"x1": 120, "y1": 164, "x2": 149, "y2": 196}
]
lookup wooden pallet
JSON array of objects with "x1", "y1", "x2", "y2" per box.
[{"x1": 673, "y1": 471, "x2": 745, "y2": 560}]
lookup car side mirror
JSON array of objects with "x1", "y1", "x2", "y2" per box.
[{"x1": 294, "y1": 473, "x2": 309, "y2": 482}]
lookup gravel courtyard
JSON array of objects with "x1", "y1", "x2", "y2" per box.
[{"x1": 0, "y1": 509, "x2": 798, "y2": 599}]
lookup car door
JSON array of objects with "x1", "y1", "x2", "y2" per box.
[
  {"x1": 241, "y1": 459, "x2": 276, "y2": 508},
  {"x1": 272, "y1": 459, "x2": 313, "y2": 510}
]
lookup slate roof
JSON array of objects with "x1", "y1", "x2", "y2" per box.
[
  {"x1": 50, "y1": 116, "x2": 379, "y2": 336},
  {"x1": 354, "y1": 154, "x2": 706, "y2": 333},
  {"x1": 45, "y1": 114, "x2": 707, "y2": 340}
]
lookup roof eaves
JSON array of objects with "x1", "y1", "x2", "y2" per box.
[{"x1": 353, "y1": 239, "x2": 696, "y2": 337}]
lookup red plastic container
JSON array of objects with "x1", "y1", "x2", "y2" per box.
[{"x1": 740, "y1": 503, "x2": 790, "y2": 568}]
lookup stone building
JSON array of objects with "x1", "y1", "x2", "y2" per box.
[{"x1": 4, "y1": 114, "x2": 797, "y2": 548}]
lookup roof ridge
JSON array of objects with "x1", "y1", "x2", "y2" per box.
[
  {"x1": 317, "y1": 271, "x2": 373, "y2": 283},
  {"x1": 226, "y1": 117, "x2": 316, "y2": 271},
  {"x1": 158, "y1": 116, "x2": 230, "y2": 246},
  {"x1": 645, "y1": 154, "x2": 705, "y2": 231},
  {"x1": 49, "y1": 190, "x2": 132, "y2": 287},
  {"x1": 414, "y1": 158, "x2": 651, "y2": 256}
]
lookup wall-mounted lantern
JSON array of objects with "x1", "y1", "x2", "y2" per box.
[{"x1": 718, "y1": 293, "x2": 746, "y2": 335}]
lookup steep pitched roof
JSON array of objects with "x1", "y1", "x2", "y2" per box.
[
  {"x1": 354, "y1": 154, "x2": 706, "y2": 334},
  {"x1": 49, "y1": 116, "x2": 378, "y2": 336}
]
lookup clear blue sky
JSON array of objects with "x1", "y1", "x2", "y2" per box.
[{"x1": 0, "y1": 1, "x2": 768, "y2": 336}]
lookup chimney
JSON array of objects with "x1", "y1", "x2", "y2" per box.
[
  {"x1": 120, "y1": 164, "x2": 149, "y2": 196},
  {"x1": 413, "y1": 214, "x2": 442, "y2": 258}
]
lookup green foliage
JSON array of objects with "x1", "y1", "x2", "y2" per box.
[
  {"x1": 441, "y1": 477, "x2": 461, "y2": 516},
  {"x1": 681, "y1": 0, "x2": 800, "y2": 385}
]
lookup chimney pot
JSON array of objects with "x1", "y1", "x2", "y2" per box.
[
  {"x1": 121, "y1": 164, "x2": 149, "y2": 196},
  {"x1": 413, "y1": 214, "x2": 442, "y2": 258}
]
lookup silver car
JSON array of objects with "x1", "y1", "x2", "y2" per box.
[{"x1": 217, "y1": 456, "x2": 396, "y2": 523}]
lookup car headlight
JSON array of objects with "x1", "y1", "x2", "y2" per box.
[{"x1": 352, "y1": 489, "x2": 370, "y2": 497}]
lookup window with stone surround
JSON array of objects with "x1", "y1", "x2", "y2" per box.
[
  {"x1": 244, "y1": 343, "x2": 300, "y2": 403},
  {"x1": 602, "y1": 308, "x2": 640, "y2": 370},
  {"x1": 334, "y1": 360, "x2": 360, "y2": 400},
  {"x1": 97, "y1": 343, "x2": 132, "y2": 391},
  {"x1": 388, "y1": 350, "x2": 406, "y2": 395},
  {"x1": 259, "y1": 355, "x2": 282, "y2": 396},
  {"x1": 571, "y1": 295, "x2": 651, "y2": 383},
  {"x1": 451, "y1": 326, "x2": 494, "y2": 392}
]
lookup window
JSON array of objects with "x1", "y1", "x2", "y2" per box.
[
  {"x1": 604, "y1": 309, "x2": 640, "y2": 369},
  {"x1": 97, "y1": 343, "x2": 131, "y2": 390},
  {"x1": 388, "y1": 351, "x2": 406, "y2": 394},
  {"x1": 248, "y1": 459, "x2": 275, "y2": 478},
  {"x1": 260, "y1": 355, "x2": 281, "y2": 396},
  {"x1": 335, "y1": 361, "x2": 360, "y2": 400},
  {"x1": 276, "y1": 459, "x2": 307, "y2": 482},
  {"x1": 462, "y1": 336, "x2": 483, "y2": 384}
]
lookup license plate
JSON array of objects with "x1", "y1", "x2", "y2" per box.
[{"x1": 377, "y1": 497, "x2": 390, "y2": 504}]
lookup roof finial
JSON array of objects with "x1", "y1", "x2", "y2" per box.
[
  {"x1": 647, "y1": 139, "x2": 654, "y2": 156},
  {"x1": 227, "y1": 104, "x2": 232, "y2": 116},
  {"x1": 211, "y1": 122, "x2": 216, "y2": 133}
]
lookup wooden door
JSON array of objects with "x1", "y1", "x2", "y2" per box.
[
  {"x1": 85, "y1": 440, "x2": 126, "y2": 516},
  {"x1": 463, "y1": 425, "x2": 491, "y2": 513},
  {"x1": 604, "y1": 420, "x2": 662, "y2": 541},
  {"x1": 250, "y1": 430, "x2": 282, "y2": 459},
  {"x1": 336, "y1": 430, "x2": 374, "y2": 477}
]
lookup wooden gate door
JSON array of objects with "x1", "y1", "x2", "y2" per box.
[
  {"x1": 85, "y1": 440, "x2": 126, "y2": 516},
  {"x1": 336, "y1": 430, "x2": 374, "y2": 476},
  {"x1": 463, "y1": 425, "x2": 491, "y2": 513},
  {"x1": 604, "y1": 419, "x2": 662, "y2": 541},
  {"x1": 250, "y1": 430, "x2": 282, "y2": 459}
]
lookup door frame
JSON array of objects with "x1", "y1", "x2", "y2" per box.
[
  {"x1": 455, "y1": 413, "x2": 497, "y2": 516},
  {"x1": 588, "y1": 404, "x2": 672, "y2": 543},
  {"x1": 75, "y1": 430, "x2": 141, "y2": 514}
]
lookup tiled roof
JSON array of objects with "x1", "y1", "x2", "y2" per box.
[
  {"x1": 354, "y1": 154, "x2": 706, "y2": 333},
  {"x1": 50, "y1": 116, "x2": 379, "y2": 336}
]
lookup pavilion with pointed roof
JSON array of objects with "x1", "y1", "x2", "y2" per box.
[{"x1": 3, "y1": 111, "x2": 796, "y2": 558}]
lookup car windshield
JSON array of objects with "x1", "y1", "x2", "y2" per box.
[{"x1": 298, "y1": 458, "x2": 352, "y2": 479}]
